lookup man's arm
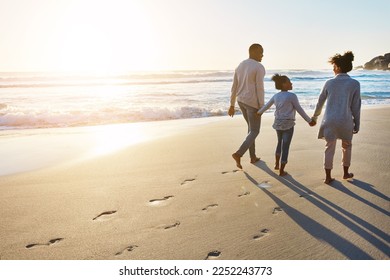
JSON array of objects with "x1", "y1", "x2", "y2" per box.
[
  {"x1": 229, "y1": 71, "x2": 238, "y2": 117},
  {"x1": 256, "y1": 65, "x2": 265, "y2": 108}
]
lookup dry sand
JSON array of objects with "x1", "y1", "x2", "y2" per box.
[{"x1": 0, "y1": 106, "x2": 389, "y2": 260}]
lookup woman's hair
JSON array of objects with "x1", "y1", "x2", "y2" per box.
[
  {"x1": 329, "y1": 51, "x2": 354, "y2": 73},
  {"x1": 271, "y1": 74, "x2": 289, "y2": 90}
]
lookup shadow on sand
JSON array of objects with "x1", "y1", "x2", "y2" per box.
[
  {"x1": 329, "y1": 181, "x2": 389, "y2": 216},
  {"x1": 245, "y1": 160, "x2": 390, "y2": 259},
  {"x1": 346, "y1": 179, "x2": 390, "y2": 202}
]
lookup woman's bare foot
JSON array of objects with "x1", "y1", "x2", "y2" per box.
[
  {"x1": 274, "y1": 164, "x2": 280, "y2": 170},
  {"x1": 343, "y1": 173, "x2": 354, "y2": 179},
  {"x1": 324, "y1": 169, "x2": 334, "y2": 184},
  {"x1": 343, "y1": 166, "x2": 354, "y2": 180},
  {"x1": 232, "y1": 153, "x2": 242, "y2": 169},
  {"x1": 324, "y1": 177, "x2": 335, "y2": 184}
]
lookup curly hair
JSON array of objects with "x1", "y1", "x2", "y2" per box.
[{"x1": 329, "y1": 51, "x2": 354, "y2": 73}]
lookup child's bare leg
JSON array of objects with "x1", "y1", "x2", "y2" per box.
[
  {"x1": 275, "y1": 154, "x2": 280, "y2": 170},
  {"x1": 324, "y1": 169, "x2": 335, "y2": 184},
  {"x1": 279, "y1": 163, "x2": 288, "y2": 176},
  {"x1": 343, "y1": 166, "x2": 354, "y2": 179}
]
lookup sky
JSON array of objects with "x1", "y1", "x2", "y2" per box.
[{"x1": 0, "y1": 0, "x2": 389, "y2": 72}]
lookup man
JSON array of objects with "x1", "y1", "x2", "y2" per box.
[{"x1": 229, "y1": 43, "x2": 265, "y2": 169}]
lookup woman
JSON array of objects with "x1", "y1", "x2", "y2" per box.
[
  {"x1": 312, "y1": 51, "x2": 361, "y2": 184},
  {"x1": 257, "y1": 74, "x2": 315, "y2": 176}
]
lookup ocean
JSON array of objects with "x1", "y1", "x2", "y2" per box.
[{"x1": 0, "y1": 69, "x2": 389, "y2": 130}]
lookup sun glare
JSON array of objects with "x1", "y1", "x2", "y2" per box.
[
  {"x1": 55, "y1": 1, "x2": 158, "y2": 72},
  {"x1": 88, "y1": 124, "x2": 147, "y2": 157}
]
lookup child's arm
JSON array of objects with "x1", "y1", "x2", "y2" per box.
[
  {"x1": 292, "y1": 94, "x2": 312, "y2": 123},
  {"x1": 257, "y1": 96, "x2": 275, "y2": 115}
]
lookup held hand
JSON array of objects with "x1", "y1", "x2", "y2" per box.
[
  {"x1": 228, "y1": 106, "x2": 235, "y2": 117},
  {"x1": 309, "y1": 120, "x2": 316, "y2": 127}
]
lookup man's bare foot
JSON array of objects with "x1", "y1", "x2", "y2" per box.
[
  {"x1": 343, "y1": 173, "x2": 354, "y2": 179},
  {"x1": 274, "y1": 164, "x2": 280, "y2": 170},
  {"x1": 250, "y1": 157, "x2": 260, "y2": 164},
  {"x1": 232, "y1": 153, "x2": 242, "y2": 169},
  {"x1": 324, "y1": 178, "x2": 335, "y2": 184}
]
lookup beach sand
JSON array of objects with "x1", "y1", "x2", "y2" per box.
[{"x1": 0, "y1": 106, "x2": 389, "y2": 260}]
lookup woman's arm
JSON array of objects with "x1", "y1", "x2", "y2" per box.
[
  {"x1": 312, "y1": 83, "x2": 328, "y2": 122},
  {"x1": 351, "y1": 82, "x2": 361, "y2": 133}
]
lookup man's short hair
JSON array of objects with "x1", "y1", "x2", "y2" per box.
[{"x1": 249, "y1": 44, "x2": 263, "y2": 55}]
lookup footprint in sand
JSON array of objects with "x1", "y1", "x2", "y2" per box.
[
  {"x1": 258, "y1": 181, "x2": 272, "y2": 189},
  {"x1": 202, "y1": 204, "x2": 218, "y2": 211},
  {"x1": 149, "y1": 195, "x2": 174, "y2": 206},
  {"x1": 26, "y1": 238, "x2": 64, "y2": 249},
  {"x1": 299, "y1": 191, "x2": 313, "y2": 198},
  {"x1": 221, "y1": 170, "x2": 240, "y2": 174},
  {"x1": 181, "y1": 178, "x2": 196, "y2": 186},
  {"x1": 161, "y1": 221, "x2": 180, "y2": 230},
  {"x1": 93, "y1": 210, "x2": 117, "y2": 221},
  {"x1": 115, "y1": 245, "x2": 138, "y2": 256},
  {"x1": 253, "y1": 229, "x2": 270, "y2": 240},
  {"x1": 272, "y1": 207, "x2": 283, "y2": 214},
  {"x1": 205, "y1": 250, "x2": 221, "y2": 260},
  {"x1": 238, "y1": 191, "x2": 250, "y2": 197}
]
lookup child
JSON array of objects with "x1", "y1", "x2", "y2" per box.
[{"x1": 257, "y1": 74, "x2": 315, "y2": 176}]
